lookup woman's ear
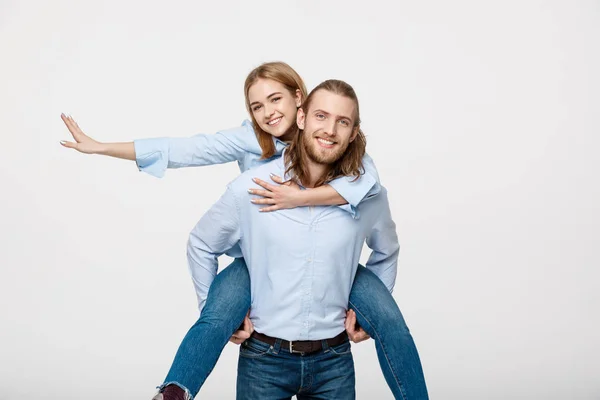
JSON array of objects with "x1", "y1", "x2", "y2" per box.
[
  {"x1": 295, "y1": 89, "x2": 302, "y2": 108},
  {"x1": 297, "y1": 108, "x2": 305, "y2": 130}
]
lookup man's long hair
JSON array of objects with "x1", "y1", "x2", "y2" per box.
[{"x1": 285, "y1": 79, "x2": 366, "y2": 187}]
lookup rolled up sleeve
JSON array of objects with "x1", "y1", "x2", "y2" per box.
[{"x1": 328, "y1": 153, "x2": 381, "y2": 218}]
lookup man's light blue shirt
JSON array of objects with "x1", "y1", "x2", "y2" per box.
[
  {"x1": 133, "y1": 120, "x2": 381, "y2": 217},
  {"x1": 187, "y1": 154, "x2": 400, "y2": 341}
]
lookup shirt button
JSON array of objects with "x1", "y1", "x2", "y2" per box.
[{"x1": 307, "y1": 258, "x2": 312, "y2": 262}]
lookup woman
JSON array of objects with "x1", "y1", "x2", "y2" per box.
[{"x1": 60, "y1": 62, "x2": 428, "y2": 400}]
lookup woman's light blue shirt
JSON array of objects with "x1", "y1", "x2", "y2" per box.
[{"x1": 133, "y1": 120, "x2": 381, "y2": 217}]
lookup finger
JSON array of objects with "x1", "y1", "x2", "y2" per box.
[
  {"x1": 258, "y1": 205, "x2": 282, "y2": 213},
  {"x1": 67, "y1": 115, "x2": 87, "y2": 134},
  {"x1": 230, "y1": 333, "x2": 242, "y2": 342},
  {"x1": 242, "y1": 316, "x2": 254, "y2": 335},
  {"x1": 234, "y1": 329, "x2": 251, "y2": 340},
  {"x1": 348, "y1": 312, "x2": 359, "y2": 341},
  {"x1": 59, "y1": 140, "x2": 77, "y2": 149},
  {"x1": 356, "y1": 332, "x2": 370, "y2": 343},
  {"x1": 61, "y1": 114, "x2": 77, "y2": 134},
  {"x1": 70, "y1": 116, "x2": 83, "y2": 130},
  {"x1": 248, "y1": 189, "x2": 274, "y2": 198},
  {"x1": 345, "y1": 311, "x2": 354, "y2": 334},
  {"x1": 62, "y1": 115, "x2": 83, "y2": 140},
  {"x1": 269, "y1": 174, "x2": 284, "y2": 184},
  {"x1": 230, "y1": 336, "x2": 245, "y2": 345},
  {"x1": 242, "y1": 317, "x2": 252, "y2": 333},
  {"x1": 252, "y1": 178, "x2": 276, "y2": 191},
  {"x1": 356, "y1": 328, "x2": 368, "y2": 338},
  {"x1": 250, "y1": 198, "x2": 277, "y2": 205},
  {"x1": 348, "y1": 310, "x2": 357, "y2": 327},
  {"x1": 351, "y1": 311, "x2": 362, "y2": 333}
]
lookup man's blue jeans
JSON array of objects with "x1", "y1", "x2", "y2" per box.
[
  {"x1": 236, "y1": 335, "x2": 355, "y2": 399},
  {"x1": 161, "y1": 258, "x2": 428, "y2": 399}
]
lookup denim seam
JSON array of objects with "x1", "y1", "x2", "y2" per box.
[
  {"x1": 298, "y1": 357, "x2": 314, "y2": 392},
  {"x1": 239, "y1": 340, "x2": 271, "y2": 359},
  {"x1": 328, "y1": 342, "x2": 352, "y2": 356},
  {"x1": 348, "y1": 300, "x2": 408, "y2": 400}
]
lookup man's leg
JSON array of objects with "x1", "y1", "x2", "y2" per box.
[
  {"x1": 349, "y1": 265, "x2": 429, "y2": 400},
  {"x1": 297, "y1": 340, "x2": 355, "y2": 400},
  {"x1": 157, "y1": 258, "x2": 251, "y2": 398},
  {"x1": 236, "y1": 337, "x2": 299, "y2": 400}
]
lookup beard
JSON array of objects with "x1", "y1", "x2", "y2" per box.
[{"x1": 301, "y1": 129, "x2": 350, "y2": 165}]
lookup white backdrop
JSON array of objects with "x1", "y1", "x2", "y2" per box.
[{"x1": 1, "y1": 0, "x2": 599, "y2": 399}]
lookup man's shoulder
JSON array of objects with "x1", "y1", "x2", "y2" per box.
[
  {"x1": 356, "y1": 185, "x2": 390, "y2": 218},
  {"x1": 360, "y1": 185, "x2": 388, "y2": 204},
  {"x1": 227, "y1": 158, "x2": 283, "y2": 194}
]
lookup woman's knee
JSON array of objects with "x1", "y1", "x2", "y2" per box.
[
  {"x1": 350, "y1": 268, "x2": 409, "y2": 332},
  {"x1": 203, "y1": 258, "x2": 251, "y2": 314}
]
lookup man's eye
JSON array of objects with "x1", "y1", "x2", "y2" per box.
[
  {"x1": 339, "y1": 120, "x2": 349, "y2": 126},
  {"x1": 316, "y1": 114, "x2": 325, "y2": 119}
]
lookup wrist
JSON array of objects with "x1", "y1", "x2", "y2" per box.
[
  {"x1": 298, "y1": 189, "x2": 312, "y2": 207},
  {"x1": 94, "y1": 141, "x2": 108, "y2": 155}
]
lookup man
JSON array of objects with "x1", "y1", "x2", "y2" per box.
[{"x1": 187, "y1": 79, "x2": 399, "y2": 399}]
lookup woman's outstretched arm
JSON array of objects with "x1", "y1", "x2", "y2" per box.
[{"x1": 59, "y1": 114, "x2": 256, "y2": 177}]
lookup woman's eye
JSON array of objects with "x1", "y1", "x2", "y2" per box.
[
  {"x1": 253, "y1": 105, "x2": 262, "y2": 111},
  {"x1": 272, "y1": 97, "x2": 282, "y2": 103}
]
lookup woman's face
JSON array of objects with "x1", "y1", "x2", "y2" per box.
[{"x1": 247, "y1": 78, "x2": 302, "y2": 141}]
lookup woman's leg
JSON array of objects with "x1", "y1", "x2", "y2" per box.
[
  {"x1": 348, "y1": 265, "x2": 428, "y2": 400},
  {"x1": 158, "y1": 258, "x2": 251, "y2": 398}
]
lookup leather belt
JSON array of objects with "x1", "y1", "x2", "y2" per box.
[{"x1": 250, "y1": 331, "x2": 348, "y2": 355}]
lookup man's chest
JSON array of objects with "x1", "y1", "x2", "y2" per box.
[{"x1": 242, "y1": 206, "x2": 365, "y2": 252}]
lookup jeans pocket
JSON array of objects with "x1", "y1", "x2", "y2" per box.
[
  {"x1": 239, "y1": 338, "x2": 272, "y2": 359},
  {"x1": 328, "y1": 340, "x2": 352, "y2": 356}
]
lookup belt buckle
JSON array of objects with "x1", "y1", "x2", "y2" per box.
[{"x1": 289, "y1": 341, "x2": 304, "y2": 354}]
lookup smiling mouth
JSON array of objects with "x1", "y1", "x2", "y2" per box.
[
  {"x1": 316, "y1": 137, "x2": 336, "y2": 148},
  {"x1": 267, "y1": 117, "x2": 282, "y2": 126}
]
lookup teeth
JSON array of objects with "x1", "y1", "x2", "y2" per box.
[
  {"x1": 268, "y1": 117, "x2": 282, "y2": 125},
  {"x1": 317, "y1": 138, "x2": 335, "y2": 145}
]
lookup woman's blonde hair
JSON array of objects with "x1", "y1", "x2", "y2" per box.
[{"x1": 244, "y1": 61, "x2": 308, "y2": 159}]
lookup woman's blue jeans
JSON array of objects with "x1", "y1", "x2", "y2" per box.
[{"x1": 160, "y1": 258, "x2": 428, "y2": 399}]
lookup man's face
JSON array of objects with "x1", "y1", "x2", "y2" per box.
[{"x1": 297, "y1": 90, "x2": 358, "y2": 165}]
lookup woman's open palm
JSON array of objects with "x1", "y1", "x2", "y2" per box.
[{"x1": 60, "y1": 113, "x2": 101, "y2": 154}]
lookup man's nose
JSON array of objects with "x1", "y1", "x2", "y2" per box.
[{"x1": 323, "y1": 120, "x2": 337, "y2": 136}]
